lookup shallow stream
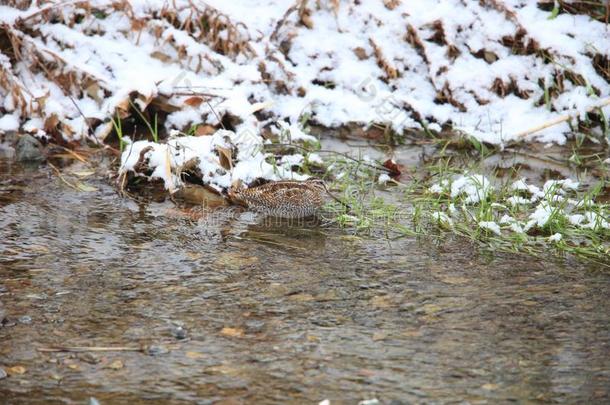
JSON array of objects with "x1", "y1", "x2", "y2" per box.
[{"x1": 0, "y1": 153, "x2": 609, "y2": 404}]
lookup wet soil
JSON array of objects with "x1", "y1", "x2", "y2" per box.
[{"x1": 0, "y1": 152, "x2": 609, "y2": 404}]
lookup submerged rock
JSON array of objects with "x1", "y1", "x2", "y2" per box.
[
  {"x1": 15, "y1": 134, "x2": 44, "y2": 162},
  {"x1": 18, "y1": 315, "x2": 32, "y2": 325}
]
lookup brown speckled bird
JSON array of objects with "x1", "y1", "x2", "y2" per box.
[{"x1": 228, "y1": 178, "x2": 328, "y2": 218}]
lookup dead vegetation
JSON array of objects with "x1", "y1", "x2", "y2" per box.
[
  {"x1": 538, "y1": 0, "x2": 610, "y2": 23},
  {"x1": 0, "y1": 0, "x2": 608, "y2": 149},
  {"x1": 0, "y1": 0, "x2": 278, "y2": 148}
]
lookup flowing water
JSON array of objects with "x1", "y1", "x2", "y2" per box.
[{"x1": 0, "y1": 155, "x2": 609, "y2": 404}]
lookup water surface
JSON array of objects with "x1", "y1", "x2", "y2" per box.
[{"x1": 0, "y1": 158, "x2": 609, "y2": 404}]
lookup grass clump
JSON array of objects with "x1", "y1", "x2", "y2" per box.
[{"x1": 319, "y1": 151, "x2": 610, "y2": 267}]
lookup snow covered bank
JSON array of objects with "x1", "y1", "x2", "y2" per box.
[
  {"x1": 119, "y1": 129, "x2": 310, "y2": 194},
  {"x1": 0, "y1": 0, "x2": 608, "y2": 146}
]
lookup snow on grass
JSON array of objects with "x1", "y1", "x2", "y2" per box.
[
  {"x1": 524, "y1": 202, "x2": 556, "y2": 230},
  {"x1": 479, "y1": 221, "x2": 502, "y2": 236},
  {"x1": 450, "y1": 174, "x2": 493, "y2": 203},
  {"x1": 429, "y1": 174, "x2": 609, "y2": 236},
  {"x1": 431, "y1": 211, "x2": 453, "y2": 226},
  {"x1": 421, "y1": 172, "x2": 609, "y2": 261}
]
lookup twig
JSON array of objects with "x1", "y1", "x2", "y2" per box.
[
  {"x1": 37, "y1": 346, "x2": 143, "y2": 353},
  {"x1": 206, "y1": 100, "x2": 226, "y2": 129},
  {"x1": 57, "y1": 146, "x2": 89, "y2": 163},
  {"x1": 171, "y1": 91, "x2": 225, "y2": 99},
  {"x1": 515, "y1": 97, "x2": 610, "y2": 139},
  {"x1": 322, "y1": 183, "x2": 351, "y2": 212},
  {"x1": 16, "y1": 1, "x2": 81, "y2": 25},
  {"x1": 48, "y1": 162, "x2": 81, "y2": 191}
]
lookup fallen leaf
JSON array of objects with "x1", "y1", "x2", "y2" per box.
[
  {"x1": 7, "y1": 366, "x2": 26, "y2": 375},
  {"x1": 220, "y1": 327, "x2": 244, "y2": 338},
  {"x1": 216, "y1": 146, "x2": 233, "y2": 170},
  {"x1": 150, "y1": 51, "x2": 172, "y2": 63},
  {"x1": 195, "y1": 125, "x2": 216, "y2": 136},
  {"x1": 44, "y1": 114, "x2": 60, "y2": 134},
  {"x1": 184, "y1": 96, "x2": 205, "y2": 108},
  {"x1": 85, "y1": 81, "x2": 103, "y2": 102},
  {"x1": 353, "y1": 47, "x2": 368, "y2": 60},
  {"x1": 288, "y1": 293, "x2": 315, "y2": 302},
  {"x1": 107, "y1": 360, "x2": 124, "y2": 370},
  {"x1": 174, "y1": 184, "x2": 226, "y2": 208},
  {"x1": 72, "y1": 170, "x2": 96, "y2": 178},
  {"x1": 185, "y1": 351, "x2": 205, "y2": 360},
  {"x1": 247, "y1": 100, "x2": 274, "y2": 114},
  {"x1": 382, "y1": 159, "x2": 402, "y2": 178}
]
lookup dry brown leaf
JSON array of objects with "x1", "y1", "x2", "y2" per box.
[
  {"x1": 185, "y1": 351, "x2": 206, "y2": 359},
  {"x1": 7, "y1": 366, "x2": 26, "y2": 375},
  {"x1": 299, "y1": 5, "x2": 314, "y2": 29},
  {"x1": 195, "y1": 125, "x2": 216, "y2": 136},
  {"x1": 150, "y1": 96, "x2": 181, "y2": 113},
  {"x1": 382, "y1": 159, "x2": 402, "y2": 178},
  {"x1": 247, "y1": 100, "x2": 273, "y2": 114},
  {"x1": 44, "y1": 114, "x2": 60, "y2": 134},
  {"x1": 84, "y1": 81, "x2": 103, "y2": 102},
  {"x1": 353, "y1": 47, "x2": 368, "y2": 60},
  {"x1": 216, "y1": 146, "x2": 233, "y2": 170},
  {"x1": 369, "y1": 38, "x2": 399, "y2": 80},
  {"x1": 288, "y1": 293, "x2": 315, "y2": 302},
  {"x1": 220, "y1": 327, "x2": 245, "y2": 338},
  {"x1": 184, "y1": 96, "x2": 205, "y2": 108},
  {"x1": 383, "y1": 0, "x2": 401, "y2": 10},
  {"x1": 150, "y1": 51, "x2": 172, "y2": 63},
  {"x1": 330, "y1": 0, "x2": 340, "y2": 17},
  {"x1": 174, "y1": 184, "x2": 227, "y2": 208}
]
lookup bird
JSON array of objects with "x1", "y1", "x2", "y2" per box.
[{"x1": 228, "y1": 178, "x2": 330, "y2": 218}]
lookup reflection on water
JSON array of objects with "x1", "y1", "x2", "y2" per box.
[{"x1": 0, "y1": 159, "x2": 609, "y2": 404}]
